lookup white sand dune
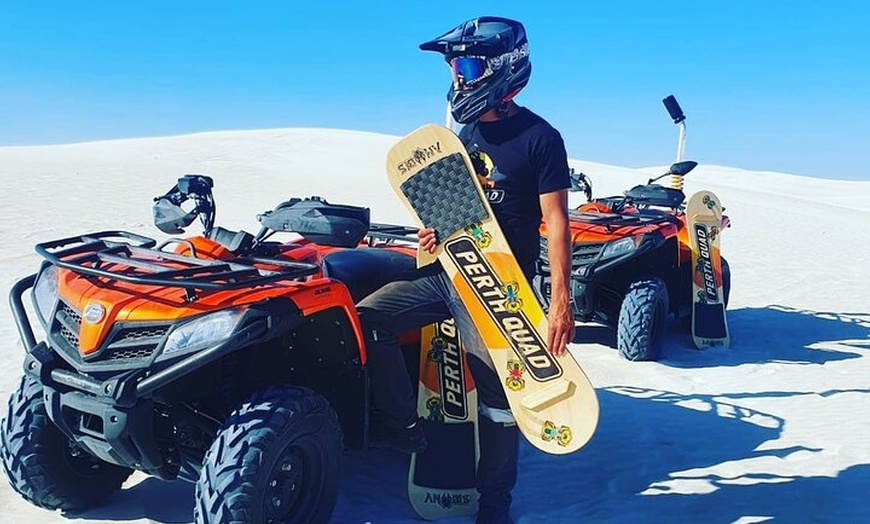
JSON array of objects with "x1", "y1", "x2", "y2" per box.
[{"x1": 0, "y1": 129, "x2": 868, "y2": 523}]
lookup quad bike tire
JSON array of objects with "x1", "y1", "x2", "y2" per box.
[
  {"x1": 617, "y1": 276, "x2": 669, "y2": 361},
  {"x1": 0, "y1": 376, "x2": 133, "y2": 511},
  {"x1": 194, "y1": 385, "x2": 343, "y2": 524}
]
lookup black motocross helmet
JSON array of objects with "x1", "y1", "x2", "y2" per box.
[{"x1": 420, "y1": 16, "x2": 531, "y2": 124}]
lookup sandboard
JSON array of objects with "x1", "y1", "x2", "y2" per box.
[
  {"x1": 687, "y1": 190, "x2": 730, "y2": 348},
  {"x1": 407, "y1": 319, "x2": 479, "y2": 520},
  {"x1": 386, "y1": 124, "x2": 599, "y2": 455}
]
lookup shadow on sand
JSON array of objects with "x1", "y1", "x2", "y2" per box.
[
  {"x1": 664, "y1": 305, "x2": 869, "y2": 368},
  {"x1": 67, "y1": 477, "x2": 194, "y2": 523},
  {"x1": 65, "y1": 306, "x2": 869, "y2": 523},
  {"x1": 68, "y1": 384, "x2": 870, "y2": 524},
  {"x1": 514, "y1": 383, "x2": 870, "y2": 524},
  {"x1": 578, "y1": 304, "x2": 870, "y2": 369}
]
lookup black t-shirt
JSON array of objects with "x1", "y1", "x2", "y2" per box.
[{"x1": 459, "y1": 107, "x2": 571, "y2": 270}]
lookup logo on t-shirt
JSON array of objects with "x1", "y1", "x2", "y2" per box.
[
  {"x1": 469, "y1": 148, "x2": 505, "y2": 204},
  {"x1": 485, "y1": 187, "x2": 505, "y2": 204}
]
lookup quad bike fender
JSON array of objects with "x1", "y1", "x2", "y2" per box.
[{"x1": 282, "y1": 278, "x2": 367, "y2": 364}]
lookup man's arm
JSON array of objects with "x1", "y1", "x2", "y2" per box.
[{"x1": 540, "y1": 189, "x2": 575, "y2": 356}]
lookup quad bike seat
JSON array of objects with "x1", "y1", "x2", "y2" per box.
[
  {"x1": 208, "y1": 226, "x2": 255, "y2": 253},
  {"x1": 322, "y1": 248, "x2": 417, "y2": 302}
]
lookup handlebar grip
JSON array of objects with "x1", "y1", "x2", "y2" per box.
[{"x1": 663, "y1": 95, "x2": 686, "y2": 124}]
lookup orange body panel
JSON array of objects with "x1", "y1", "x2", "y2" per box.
[
  {"x1": 539, "y1": 213, "x2": 680, "y2": 246},
  {"x1": 56, "y1": 236, "x2": 360, "y2": 358},
  {"x1": 542, "y1": 206, "x2": 727, "y2": 264}
]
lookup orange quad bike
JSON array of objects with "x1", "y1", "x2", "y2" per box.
[
  {"x1": 1, "y1": 174, "x2": 424, "y2": 524},
  {"x1": 534, "y1": 95, "x2": 731, "y2": 361}
]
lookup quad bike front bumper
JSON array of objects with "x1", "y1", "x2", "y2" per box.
[
  {"x1": 8, "y1": 274, "x2": 302, "y2": 479},
  {"x1": 534, "y1": 231, "x2": 669, "y2": 323},
  {"x1": 22, "y1": 341, "x2": 166, "y2": 473}
]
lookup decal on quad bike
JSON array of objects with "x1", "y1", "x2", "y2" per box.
[
  {"x1": 428, "y1": 320, "x2": 468, "y2": 420},
  {"x1": 464, "y1": 222, "x2": 493, "y2": 248},
  {"x1": 506, "y1": 360, "x2": 526, "y2": 391},
  {"x1": 541, "y1": 420, "x2": 573, "y2": 447},
  {"x1": 83, "y1": 303, "x2": 106, "y2": 324},
  {"x1": 425, "y1": 396, "x2": 445, "y2": 423},
  {"x1": 446, "y1": 237, "x2": 562, "y2": 382},
  {"x1": 397, "y1": 142, "x2": 443, "y2": 174},
  {"x1": 693, "y1": 224, "x2": 718, "y2": 302}
]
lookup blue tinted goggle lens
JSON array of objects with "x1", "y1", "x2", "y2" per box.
[{"x1": 450, "y1": 57, "x2": 488, "y2": 90}]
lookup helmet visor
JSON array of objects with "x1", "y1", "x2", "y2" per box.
[{"x1": 450, "y1": 56, "x2": 492, "y2": 91}]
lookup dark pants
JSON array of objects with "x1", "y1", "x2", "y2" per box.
[{"x1": 357, "y1": 267, "x2": 529, "y2": 512}]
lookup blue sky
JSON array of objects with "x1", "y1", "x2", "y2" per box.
[{"x1": 1, "y1": 1, "x2": 867, "y2": 179}]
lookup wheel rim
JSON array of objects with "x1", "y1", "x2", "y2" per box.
[{"x1": 262, "y1": 438, "x2": 324, "y2": 523}]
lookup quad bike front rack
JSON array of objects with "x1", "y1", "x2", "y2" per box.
[{"x1": 35, "y1": 230, "x2": 320, "y2": 301}]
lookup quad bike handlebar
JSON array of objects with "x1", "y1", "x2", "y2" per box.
[
  {"x1": 647, "y1": 160, "x2": 698, "y2": 185},
  {"x1": 569, "y1": 170, "x2": 593, "y2": 201},
  {"x1": 152, "y1": 174, "x2": 216, "y2": 236},
  {"x1": 570, "y1": 95, "x2": 696, "y2": 211},
  {"x1": 151, "y1": 175, "x2": 379, "y2": 254},
  {"x1": 663, "y1": 94, "x2": 687, "y2": 165},
  {"x1": 663, "y1": 94, "x2": 685, "y2": 125}
]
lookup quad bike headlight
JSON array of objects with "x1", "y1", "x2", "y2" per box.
[
  {"x1": 601, "y1": 235, "x2": 642, "y2": 260},
  {"x1": 160, "y1": 307, "x2": 246, "y2": 360},
  {"x1": 33, "y1": 265, "x2": 60, "y2": 326}
]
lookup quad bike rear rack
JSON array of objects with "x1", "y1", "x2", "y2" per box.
[
  {"x1": 568, "y1": 210, "x2": 683, "y2": 230},
  {"x1": 35, "y1": 230, "x2": 320, "y2": 299}
]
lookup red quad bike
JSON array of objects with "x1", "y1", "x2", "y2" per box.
[
  {"x1": 534, "y1": 95, "x2": 731, "y2": 361},
  {"x1": 1, "y1": 174, "x2": 424, "y2": 524}
]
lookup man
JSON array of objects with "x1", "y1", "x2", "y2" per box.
[{"x1": 358, "y1": 16, "x2": 575, "y2": 524}]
